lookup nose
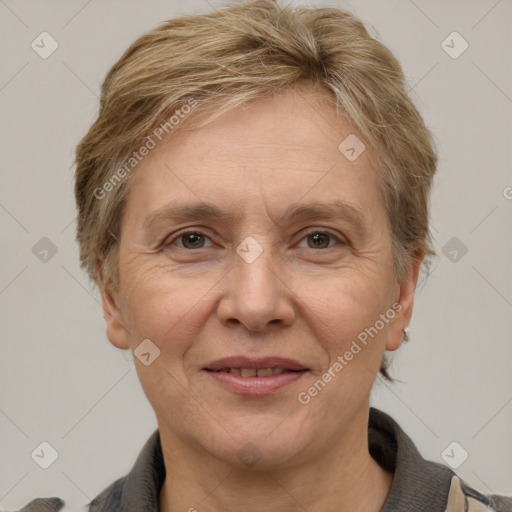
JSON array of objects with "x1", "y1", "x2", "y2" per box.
[{"x1": 217, "y1": 245, "x2": 296, "y2": 333}]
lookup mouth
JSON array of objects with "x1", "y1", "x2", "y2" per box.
[
  {"x1": 202, "y1": 357, "x2": 309, "y2": 395},
  {"x1": 205, "y1": 368, "x2": 306, "y2": 377},
  {"x1": 204, "y1": 356, "x2": 308, "y2": 374}
]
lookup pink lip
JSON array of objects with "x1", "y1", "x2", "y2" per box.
[
  {"x1": 204, "y1": 356, "x2": 307, "y2": 371},
  {"x1": 205, "y1": 369, "x2": 307, "y2": 396}
]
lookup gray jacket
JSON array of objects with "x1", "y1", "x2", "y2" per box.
[{"x1": 14, "y1": 408, "x2": 512, "y2": 511}]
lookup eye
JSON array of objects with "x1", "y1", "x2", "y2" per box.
[
  {"x1": 166, "y1": 231, "x2": 213, "y2": 250},
  {"x1": 297, "y1": 230, "x2": 344, "y2": 249},
  {"x1": 163, "y1": 229, "x2": 345, "y2": 252}
]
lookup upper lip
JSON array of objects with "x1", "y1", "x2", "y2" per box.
[{"x1": 204, "y1": 356, "x2": 308, "y2": 371}]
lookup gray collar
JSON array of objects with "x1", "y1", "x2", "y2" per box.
[
  {"x1": 368, "y1": 407, "x2": 454, "y2": 511},
  {"x1": 86, "y1": 407, "x2": 454, "y2": 512}
]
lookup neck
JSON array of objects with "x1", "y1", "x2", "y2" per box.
[{"x1": 159, "y1": 406, "x2": 393, "y2": 512}]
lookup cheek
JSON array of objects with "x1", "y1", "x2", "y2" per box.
[
  {"x1": 120, "y1": 268, "x2": 208, "y2": 409},
  {"x1": 302, "y1": 281, "x2": 389, "y2": 409},
  {"x1": 306, "y1": 267, "x2": 390, "y2": 332},
  {"x1": 300, "y1": 272, "x2": 391, "y2": 381},
  {"x1": 119, "y1": 263, "x2": 205, "y2": 351}
]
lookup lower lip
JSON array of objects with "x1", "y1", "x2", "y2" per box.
[{"x1": 204, "y1": 370, "x2": 307, "y2": 396}]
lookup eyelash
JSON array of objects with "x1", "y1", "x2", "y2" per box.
[{"x1": 163, "y1": 229, "x2": 346, "y2": 251}]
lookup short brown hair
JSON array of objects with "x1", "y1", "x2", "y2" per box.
[{"x1": 74, "y1": 0, "x2": 438, "y2": 379}]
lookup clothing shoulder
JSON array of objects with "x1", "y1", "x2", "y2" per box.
[
  {"x1": 369, "y1": 408, "x2": 512, "y2": 512},
  {"x1": 7, "y1": 475, "x2": 127, "y2": 512},
  {"x1": 444, "y1": 475, "x2": 512, "y2": 512},
  {"x1": 7, "y1": 429, "x2": 161, "y2": 512},
  {"x1": 1, "y1": 497, "x2": 90, "y2": 511}
]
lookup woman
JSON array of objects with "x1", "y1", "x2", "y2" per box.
[{"x1": 20, "y1": 0, "x2": 511, "y2": 510}]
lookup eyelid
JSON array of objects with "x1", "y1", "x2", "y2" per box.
[
  {"x1": 296, "y1": 228, "x2": 346, "y2": 248},
  {"x1": 163, "y1": 227, "x2": 346, "y2": 250},
  {"x1": 164, "y1": 229, "x2": 215, "y2": 249}
]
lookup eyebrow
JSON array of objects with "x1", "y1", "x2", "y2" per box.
[{"x1": 142, "y1": 199, "x2": 367, "y2": 234}]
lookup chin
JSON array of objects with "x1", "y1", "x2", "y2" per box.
[
  {"x1": 222, "y1": 440, "x2": 307, "y2": 471},
  {"x1": 204, "y1": 422, "x2": 314, "y2": 470}
]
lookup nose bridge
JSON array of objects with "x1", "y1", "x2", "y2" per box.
[
  {"x1": 219, "y1": 235, "x2": 294, "y2": 331},
  {"x1": 233, "y1": 236, "x2": 280, "y2": 303}
]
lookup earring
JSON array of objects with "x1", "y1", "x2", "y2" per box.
[{"x1": 403, "y1": 327, "x2": 410, "y2": 342}]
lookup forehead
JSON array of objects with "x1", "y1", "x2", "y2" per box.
[{"x1": 124, "y1": 88, "x2": 385, "y2": 228}]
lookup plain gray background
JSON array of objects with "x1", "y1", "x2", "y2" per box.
[{"x1": 1, "y1": 0, "x2": 511, "y2": 509}]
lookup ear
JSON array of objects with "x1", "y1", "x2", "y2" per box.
[
  {"x1": 386, "y1": 251, "x2": 423, "y2": 352},
  {"x1": 96, "y1": 259, "x2": 130, "y2": 350}
]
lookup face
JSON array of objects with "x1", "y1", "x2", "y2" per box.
[{"x1": 99, "y1": 86, "x2": 420, "y2": 469}]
